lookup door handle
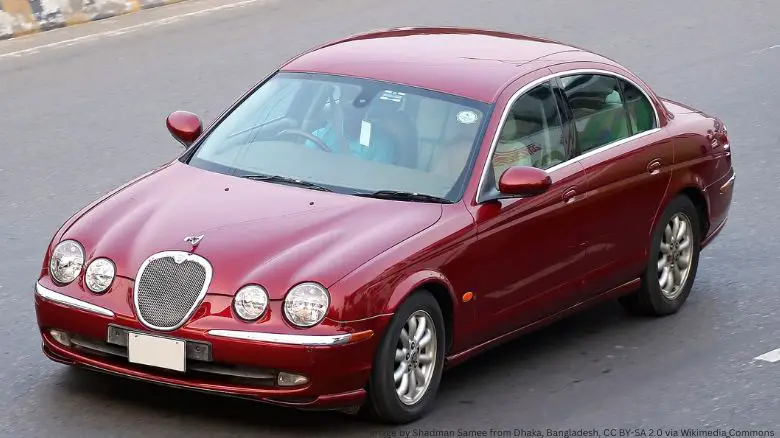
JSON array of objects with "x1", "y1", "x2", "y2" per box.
[
  {"x1": 647, "y1": 159, "x2": 662, "y2": 175},
  {"x1": 563, "y1": 188, "x2": 577, "y2": 204}
]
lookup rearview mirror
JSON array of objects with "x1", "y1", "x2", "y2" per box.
[
  {"x1": 166, "y1": 111, "x2": 203, "y2": 147},
  {"x1": 497, "y1": 166, "x2": 552, "y2": 197}
]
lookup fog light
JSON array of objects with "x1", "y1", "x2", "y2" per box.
[
  {"x1": 50, "y1": 329, "x2": 71, "y2": 347},
  {"x1": 277, "y1": 372, "x2": 309, "y2": 386}
]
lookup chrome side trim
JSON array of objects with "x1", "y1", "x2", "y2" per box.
[
  {"x1": 35, "y1": 282, "x2": 115, "y2": 318},
  {"x1": 720, "y1": 173, "x2": 735, "y2": 194},
  {"x1": 475, "y1": 68, "x2": 662, "y2": 204},
  {"x1": 208, "y1": 329, "x2": 351, "y2": 346},
  {"x1": 544, "y1": 128, "x2": 662, "y2": 174},
  {"x1": 132, "y1": 251, "x2": 214, "y2": 332}
]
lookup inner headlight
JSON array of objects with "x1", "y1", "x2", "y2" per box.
[
  {"x1": 49, "y1": 240, "x2": 85, "y2": 284},
  {"x1": 283, "y1": 282, "x2": 330, "y2": 327},
  {"x1": 233, "y1": 285, "x2": 269, "y2": 321},
  {"x1": 85, "y1": 258, "x2": 115, "y2": 293}
]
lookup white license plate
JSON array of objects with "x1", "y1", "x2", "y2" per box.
[{"x1": 127, "y1": 332, "x2": 186, "y2": 372}]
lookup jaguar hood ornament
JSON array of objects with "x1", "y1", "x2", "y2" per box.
[{"x1": 184, "y1": 234, "x2": 204, "y2": 247}]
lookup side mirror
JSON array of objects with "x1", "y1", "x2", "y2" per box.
[
  {"x1": 166, "y1": 111, "x2": 203, "y2": 147},
  {"x1": 497, "y1": 166, "x2": 552, "y2": 197}
]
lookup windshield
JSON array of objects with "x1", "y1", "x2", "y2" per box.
[{"x1": 185, "y1": 72, "x2": 490, "y2": 202}]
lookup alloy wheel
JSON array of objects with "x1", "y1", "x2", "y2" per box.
[
  {"x1": 657, "y1": 212, "x2": 694, "y2": 300},
  {"x1": 393, "y1": 310, "x2": 437, "y2": 405}
]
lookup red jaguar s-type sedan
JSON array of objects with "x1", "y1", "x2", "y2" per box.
[{"x1": 35, "y1": 27, "x2": 734, "y2": 423}]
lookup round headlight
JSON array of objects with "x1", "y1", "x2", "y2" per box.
[
  {"x1": 85, "y1": 258, "x2": 115, "y2": 293},
  {"x1": 49, "y1": 240, "x2": 85, "y2": 284},
  {"x1": 233, "y1": 285, "x2": 269, "y2": 321},
  {"x1": 283, "y1": 282, "x2": 330, "y2": 327}
]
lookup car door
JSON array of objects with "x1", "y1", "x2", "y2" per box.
[
  {"x1": 465, "y1": 77, "x2": 591, "y2": 343},
  {"x1": 554, "y1": 70, "x2": 672, "y2": 296}
]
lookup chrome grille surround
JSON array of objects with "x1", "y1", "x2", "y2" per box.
[{"x1": 133, "y1": 251, "x2": 213, "y2": 331}]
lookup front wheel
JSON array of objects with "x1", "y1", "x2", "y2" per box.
[
  {"x1": 363, "y1": 290, "x2": 446, "y2": 424},
  {"x1": 619, "y1": 194, "x2": 702, "y2": 316}
]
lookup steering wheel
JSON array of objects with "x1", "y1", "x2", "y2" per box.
[{"x1": 276, "y1": 129, "x2": 332, "y2": 152}]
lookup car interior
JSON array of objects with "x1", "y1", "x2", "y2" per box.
[
  {"x1": 313, "y1": 86, "x2": 484, "y2": 180},
  {"x1": 562, "y1": 74, "x2": 656, "y2": 153},
  {"x1": 491, "y1": 84, "x2": 568, "y2": 177},
  {"x1": 213, "y1": 74, "x2": 656, "y2": 192}
]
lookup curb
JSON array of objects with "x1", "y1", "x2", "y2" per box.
[{"x1": 0, "y1": 0, "x2": 187, "y2": 40}]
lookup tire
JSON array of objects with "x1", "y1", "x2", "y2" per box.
[
  {"x1": 619, "y1": 194, "x2": 702, "y2": 316},
  {"x1": 362, "y1": 290, "x2": 446, "y2": 424}
]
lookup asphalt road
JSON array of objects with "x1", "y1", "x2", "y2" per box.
[{"x1": 1, "y1": 0, "x2": 778, "y2": 435}]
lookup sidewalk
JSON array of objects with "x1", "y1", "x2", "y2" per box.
[{"x1": 0, "y1": 0, "x2": 186, "y2": 40}]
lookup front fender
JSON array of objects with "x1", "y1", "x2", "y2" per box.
[
  {"x1": 327, "y1": 267, "x2": 460, "y2": 322},
  {"x1": 326, "y1": 201, "x2": 478, "y2": 352},
  {"x1": 384, "y1": 269, "x2": 456, "y2": 313},
  {"x1": 329, "y1": 265, "x2": 474, "y2": 356}
]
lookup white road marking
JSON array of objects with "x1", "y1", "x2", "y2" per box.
[
  {"x1": 754, "y1": 348, "x2": 780, "y2": 363},
  {"x1": 0, "y1": 0, "x2": 272, "y2": 60},
  {"x1": 751, "y1": 44, "x2": 780, "y2": 55}
]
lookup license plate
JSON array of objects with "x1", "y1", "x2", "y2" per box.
[{"x1": 127, "y1": 332, "x2": 186, "y2": 372}]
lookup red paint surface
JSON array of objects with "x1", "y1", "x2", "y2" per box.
[
  {"x1": 283, "y1": 27, "x2": 597, "y2": 103},
  {"x1": 166, "y1": 111, "x2": 203, "y2": 145},
  {"x1": 497, "y1": 166, "x2": 553, "y2": 196},
  {"x1": 35, "y1": 27, "x2": 734, "y2": 410}
]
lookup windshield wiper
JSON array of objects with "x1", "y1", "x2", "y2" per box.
[
  {"x1": 352, "y1": 190, "x2": 453, "y2": 204},
  {"x1": 237, "y1": 173, "x2": 332, "y2": 192}
]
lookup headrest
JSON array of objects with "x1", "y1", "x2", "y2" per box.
[
  {"x1": 499, "y1": 119, "x2": 517, "y2": 142},
  {"x1": 417, "y1": 99, "x2": 450, "y2": 138}
]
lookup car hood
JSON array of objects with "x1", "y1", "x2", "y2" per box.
[{"x1": 60, "y1": 161, "x2": 443, "y2": 298}]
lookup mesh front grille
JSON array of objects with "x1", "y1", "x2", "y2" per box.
[{"x1": 135, "y1": 255, "x2": 208, "y2": 329}]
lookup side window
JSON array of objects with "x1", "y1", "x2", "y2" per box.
[
  {"x1": 561, "y1": 74, "x2": 631, "y2": 153},
  {"x1": 492, "y1": 81, "x2": 566, "y2": 179},
  {"x1": 620, "y1": 79, "x2": 657, "y2": 133}
]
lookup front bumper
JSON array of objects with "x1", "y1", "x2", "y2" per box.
[{"x1": 35, "y1": 281, "x2": 390, "y2": 410}]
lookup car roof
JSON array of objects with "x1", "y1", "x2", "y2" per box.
[{"x1": 281, "y1": 27, "x2": 619, "y2": 103}]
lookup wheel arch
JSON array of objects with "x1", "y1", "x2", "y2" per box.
[
  {"x1": 384, "y1": 270, "x2": 458, "y2": 354},
  {"x1": 659, "y1": 164, "x2": 712, "y2": 238},
  {"x1": 678, "y1": 186, "x2": 710, "y2": 237}
]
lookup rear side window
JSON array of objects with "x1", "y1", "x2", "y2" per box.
[
  {"x1": 620, "y1": 79, "x2": 657, "y2": 133},
  {"x1": 560, "y1": 74, "x2": 631, "y2": 153}
]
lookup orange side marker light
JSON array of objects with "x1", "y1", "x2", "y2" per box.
[
  {"x1": 462, "y1": 292, "x2": 474, "y2": 303},
  {"x1": 348, "y1": 330, "x2": 374, "y2": 344}
]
